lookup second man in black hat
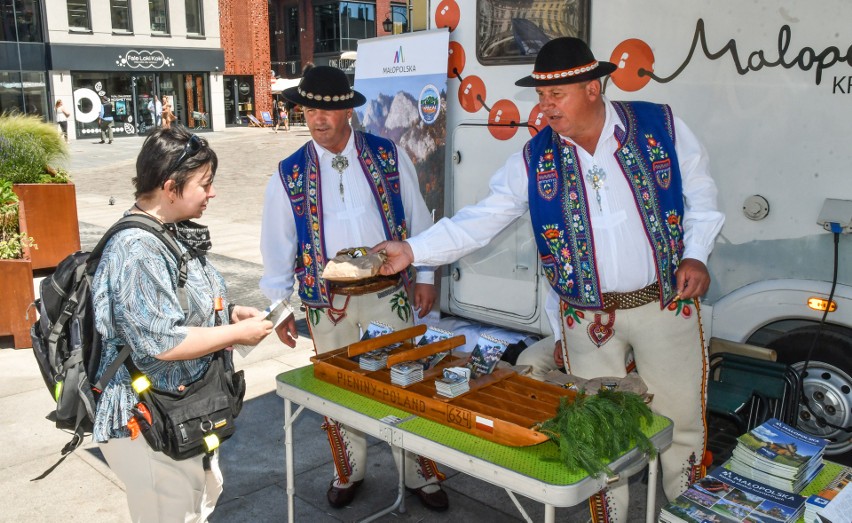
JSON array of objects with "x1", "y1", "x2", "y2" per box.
[{"x1": 259, "y1": 65, "x2": 449, "y2": 511}]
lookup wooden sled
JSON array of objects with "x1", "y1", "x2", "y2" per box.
[{"x1": 311, "y1": 325, "x2": 577, "y2": 447}]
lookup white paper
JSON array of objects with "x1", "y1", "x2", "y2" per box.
[
  {"x1": 818, "y1": 482, "x2": 852, "y2": 522},
  {"x1": 233, "y1": 300, "x2": 294, "y2": 357}
]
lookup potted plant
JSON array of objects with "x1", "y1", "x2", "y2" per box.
[
  {"x1": 0, "y1": 180, "x2": 37, "y2": 348},
  {"x1": 0, "y1": 113, "x2": 80, "y2": 270}
]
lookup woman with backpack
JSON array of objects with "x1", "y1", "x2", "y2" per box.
[{"x1": 91, "y1": 127, "x2": 275, "y2": 522}]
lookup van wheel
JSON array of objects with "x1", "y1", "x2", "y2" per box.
[{"x1": 768, "y1": 325, "x2": 852, "y2": 465}]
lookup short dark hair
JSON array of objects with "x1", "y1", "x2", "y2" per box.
[{"x1": 133, "y1": 127, "x2": 218, "y2": 199}]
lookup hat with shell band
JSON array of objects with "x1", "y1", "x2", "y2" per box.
[
  {"x1": 282, "y1": 65, "x2": 367, "y2": 110},
  {"x1": 515, "y1": 37, "x2": 617, "y2": 87}
]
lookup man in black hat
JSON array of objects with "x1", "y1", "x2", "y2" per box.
[
  {"x1": 259, "y1": 65, "x2": 448, "y2": 511},
  {"x1": 373, "y1": 38, "x2": 724, "y2": 522}
]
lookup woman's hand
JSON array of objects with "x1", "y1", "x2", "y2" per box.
[
  {"x1": 231, "y1": 305, "x2": 262, "y2": 323},
  {"x1": 233, "y1": 315, "x2": 274, "y2": 346}
]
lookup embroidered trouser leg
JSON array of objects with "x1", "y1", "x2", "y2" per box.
[
  {"x1": 559, "y1": 299, "x2": 709, "y2": 523},
  {"x1": 308, "y1": 287, "x2": 443, "y2": 488}
]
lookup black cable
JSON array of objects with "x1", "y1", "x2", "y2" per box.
[{"x1": 798, "y1": 231, "x2": 852, "y2": 432}]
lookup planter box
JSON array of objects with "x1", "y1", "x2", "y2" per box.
[
  {"x1": 12, "y1": 183, "x2": 80, "y2": 270},
  {"x1": 0, "y1": 203, "x2": 35, "y2": 349}
]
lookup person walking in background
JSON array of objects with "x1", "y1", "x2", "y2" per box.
[
  {"x1": 373, "y1": 37, "x2": 725, "y2": 523},
  {"x1": 92, "y1": 127, "x2": 274, "y2": 521},
  {"x1": 273, "y1": 101, "x2": 289, "y2": 132},
  {"x1": 98, "y1": 96, "x2": 114, "y2": 144},
  {"x1": 260, "y1": 65, "x2": 448, "y2": 512},
  {"x1": 55, "y1": 99, "x2": 70, "y2": 143},
  {"x1": 148, "y1": 95, "x2": 163, "y2": 127},
  {"x1": 161, "y1": 96, "x2": 177, "y2": 130}
]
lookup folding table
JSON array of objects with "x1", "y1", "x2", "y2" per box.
[{"x1": 276, "y1": 366, "x2": 673, "y2": 523}]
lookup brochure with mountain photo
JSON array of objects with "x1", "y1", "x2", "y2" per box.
[
  {"x1": 660, "y1": 465, "x2": 806, "y2": 523},
  {"x1": 465, "y1": 333, "x2": 509, "y2": 379}
]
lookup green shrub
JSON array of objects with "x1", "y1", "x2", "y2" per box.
[
  {"x1": 0, "y1": 113, "x2": 69, "y2": 184},
  {"x1": 0, "y1": 179, "x2": 36, "y2": 259}
]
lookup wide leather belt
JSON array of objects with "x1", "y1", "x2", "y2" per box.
[
  {"x1": 329, "y1": 275, "x2": 401, "y2": 296},
  {"x1": 600, "y1": 282, "x2": 660, "y2": 311}
]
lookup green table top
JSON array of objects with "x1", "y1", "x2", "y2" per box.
[{"x1": 277, "y1": 365, "x2": 673, "y2": 486}]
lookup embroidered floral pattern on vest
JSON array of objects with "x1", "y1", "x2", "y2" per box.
[{"x1": 279, "y1": 132, "x2": 412, "y2": 308}]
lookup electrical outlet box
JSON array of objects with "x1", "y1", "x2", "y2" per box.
[{"x1": 817, "y1": 198, "x2": 852, "y2": 233}]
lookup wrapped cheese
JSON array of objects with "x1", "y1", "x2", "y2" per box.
[{"x1": 322, "y1": 247, "x2": 387, "y2": 282}]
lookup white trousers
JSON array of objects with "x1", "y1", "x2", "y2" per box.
[
  {"x1": 99, "y1": 436, "x2": 223, "y2": 523},
  {"x1": 558, "y1": 299, "x2": 709, "y2": 523},
  {"x1": 308, "y1": 287, "x2": 442, "y2": 488}
]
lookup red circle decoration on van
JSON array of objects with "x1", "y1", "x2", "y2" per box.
[
  {"x1": 434, "y1": 0, "x2": 460, "y2": 32},
  {"x1": 448, "y1": 41, "x2": 465, "y2": 78},
  {"x1": 528, "y1": 104, "x2": 547, "y2": 136},
  {"x1": 488, "y1": 100, "x2": 520, "y2": 140},
  {"x1": 458, "y1": 75, "x2": 486, "y2": 113},
  {"x1": 609, "y1": 39, "x2": 655, "y2": 92}
]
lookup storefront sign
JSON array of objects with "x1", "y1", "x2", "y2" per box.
[{"x1": 117, "y1": 50, "x2": 173, "y2": 69}]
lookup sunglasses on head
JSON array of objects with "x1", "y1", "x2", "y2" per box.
[{"x1": 163, "y1": 134, "x2": 203, "y2": 186}]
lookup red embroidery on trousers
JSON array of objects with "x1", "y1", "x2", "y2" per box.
[
  {"x1": 587, "y1": 311, "x2": 616, "y2": 347},
  {"x1": 321, "y1": 418, "x2": 353, "y2": 483}
]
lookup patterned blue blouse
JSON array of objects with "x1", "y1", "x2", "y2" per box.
[{"x1": 91, "y1": 225, "x2": 228, "y2": 442}]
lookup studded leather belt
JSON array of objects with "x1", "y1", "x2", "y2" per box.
[
  {"x1": 600, "y1": 282, "x2": 660, "y2": 311},
  {"x1": 329, "y1": 276, "x2": 401, "y2": 296}
]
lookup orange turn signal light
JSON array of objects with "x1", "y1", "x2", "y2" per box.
[{"x1": 808, "y1": 297, "x2": 837, "y2": 312}]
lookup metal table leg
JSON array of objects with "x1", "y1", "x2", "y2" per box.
[
  {"x1": 645, "y1": 454, "x2": 659, "y2": 523},
  {"x1": 284, "y1": 399, "x2": 305, "y2": 523},
  {"x1": 359, "y1": 443, "x2": 406, "y2": 522}
]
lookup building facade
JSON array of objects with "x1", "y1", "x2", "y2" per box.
[{"x1": 1, "y1": 0, "x2": 225, "y2": 140}]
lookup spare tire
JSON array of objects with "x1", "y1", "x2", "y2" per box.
[{"x1": 766, "y1": 324, "x2": 852, "y2": 465}]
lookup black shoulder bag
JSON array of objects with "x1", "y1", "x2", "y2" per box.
[{"x1": 128, "y1": 351, "x2": 246, "y2": 460}]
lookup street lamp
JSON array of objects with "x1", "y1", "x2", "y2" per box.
[{"x1": 382, "y1": 10, "x2": 408, "y2": 34}]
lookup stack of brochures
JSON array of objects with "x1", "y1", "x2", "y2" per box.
[
  {"x1": 359, "y1": 349, "x2": 388, "y2": 371},
  {"x1": 659, "y1": 465, "x2": 806, "y2": 523},
  {"x1": 415, "y1": 326, "x2": 454, "y2": 370},
  {"x1": 729, "y1": 418, "x2": 828, "y2": 493},
  {"x1": 435, "y1": 367, "x2": 470, "y2": 398},
  {"x1": 357, "y1": 321, "x2": 393, "y2": 371},
  {"x1": 466, "y1": 334, "x2": 509, "y2": 379},
  {"x1": 804, "y1": 466, "x2": 852, "y2": 523},
  {"x1": 390, "y1": 361, "x2": 424, "y2": 386}
]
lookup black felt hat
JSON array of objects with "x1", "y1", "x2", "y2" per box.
[
  {"x1": 282, "y1": 65, "x2": 366, "y2": 110},
  {"x1": 515, "y1": 37, "x2": 617, "y2": 87}
]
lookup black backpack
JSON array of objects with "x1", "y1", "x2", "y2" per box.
[{"x1": 30, "y1": 214, "x2": 193, "y2": 479}]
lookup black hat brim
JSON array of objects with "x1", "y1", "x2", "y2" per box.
[
  {"x1": 515, "y1": 61, "x2": 617, "y2": 87},
  {"x1": 282, "y1": 86, "x2": 367, "y2": 110}
]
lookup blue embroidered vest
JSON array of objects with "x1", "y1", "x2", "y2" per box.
[
  {"x1": 278, "y1": 131, "x2": 412, "y2": 307},
  {"x1": 523, "y1": 101, "x2": 685, "y2": 310}
]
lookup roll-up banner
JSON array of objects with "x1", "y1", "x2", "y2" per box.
[{"x1": 353, "y1": 29, "x2": 450, "y2": 220}]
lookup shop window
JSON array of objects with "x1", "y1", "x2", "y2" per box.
[
  {"x1": 67, "y1": 0, "x2": 91, "y2": 31},
  {"x1": 185, "y1": 0, "x2": 203, "y2": 35},
  {"x1": 477, "y1": 0, "x2": 589, "y2": 64},
  {"x1": 110, "y1": 0, "x2": 132, "y2": 33},
  {"x1": 313, "y1": 2, "x2": 375, "y2": 55},
  {"x1": 149, "y1": 0, "x2": 169, "y2": 34},
  {"x1": 0, "y1": 0, "x2": 43, "y2": 42},
  {"x1": 0, "y1": 71, "x2": 46, "y2": 115}
]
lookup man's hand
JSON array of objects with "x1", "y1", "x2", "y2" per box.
[
  {"x1": 413, "y1": 283, "x2": 437, "y2": 318},
  {"x1": 553, "y1": 340, "x2": 564, "y2": 368},
  {"x1": 676, "y1": 258, "x2": 711, "y2": 299},
  {"x1": 275, "y1": 313, "x2": 298, "y2": 348},
  {"x1": 370, "y1": 240, "x2": 414, "y2": 276}
]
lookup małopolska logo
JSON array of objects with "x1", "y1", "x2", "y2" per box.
[{"x1": 382, "y1": 46, "x2": 416, "y2": 74}]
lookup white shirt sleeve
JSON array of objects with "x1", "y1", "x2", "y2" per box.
[
  {"x1": 407, "y1": 151, "x2": 530, "y2": 266},
  {"x1": 674, "y1": 116, "x2": 725, "y2": 264},
  {"x1": 397, "y1": 148, "x2": 435, "y2": 285},
  {"x1": 259, "y1": 171, "x2": 297, "y2": 302}
]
